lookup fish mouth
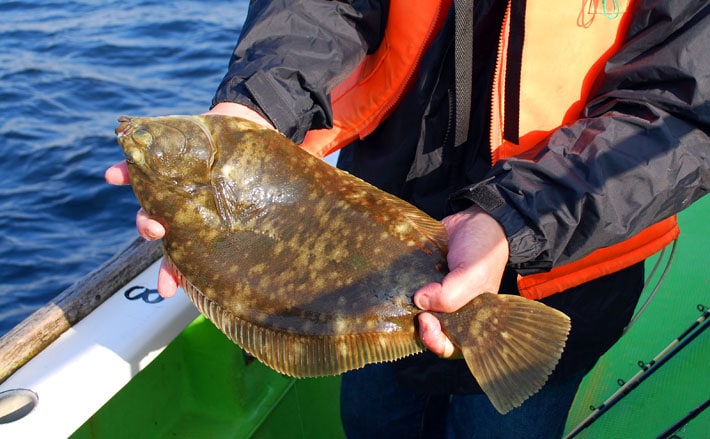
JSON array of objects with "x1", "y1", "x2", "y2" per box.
[
  {"x1": 115, "y1": 116, "x2": 133, "y2": 139},
  {"x1": 115, "y1": 116, "x2": 146, "y2": 165}
]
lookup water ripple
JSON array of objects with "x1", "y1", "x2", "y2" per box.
[{"x1": 0, "y1": 0, "x2": 248, "y2": 335}]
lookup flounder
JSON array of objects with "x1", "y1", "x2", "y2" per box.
[{"x1": 116, "y1": 114, "x2": 570, "y2": 414}]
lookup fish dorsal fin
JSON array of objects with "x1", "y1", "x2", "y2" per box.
[
  {"x1": 172, "y1": 257, "x2": 424, "y2": 377},
  {"x1": 435, "y1": 293, "x2": 571, "y2": 414},
  {"x1": 337, "y1": 171, "x2": 449, "y2": 255},
  {"x1": 391, "y1": 195, "x2": 449, "y2": 253}
]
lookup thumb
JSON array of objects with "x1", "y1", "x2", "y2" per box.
[
  {"x1": 414, "y1": 267, "x2": 483, "y2": 313},
  {"x1": 413, "y1": 282, "x2": 441, "y2": 311}
]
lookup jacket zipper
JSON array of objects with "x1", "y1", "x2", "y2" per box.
[{"x1": 489, "y1": 0, "x2": 511, "y2": 166}]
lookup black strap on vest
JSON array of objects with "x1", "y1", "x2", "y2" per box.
[
  {"x1": 504, "y1": 0, "x2": 525, "y2": 145},
  {"x1": 454, "y1": 0, "x2": 474, "y2": 147}
]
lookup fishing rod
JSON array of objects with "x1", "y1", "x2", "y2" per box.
[
  {"x1": 656, "y1": 397, "x2": 710, "y2": 439},
  {"x1": 565, "y1": 305, "x2": 709, "y2": 439}
]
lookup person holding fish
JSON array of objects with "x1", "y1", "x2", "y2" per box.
[{"x1": 107, "y1": 1, "x2": 709, "y2": 437}]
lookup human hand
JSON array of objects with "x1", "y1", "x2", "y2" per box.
[
  {"x1": 208, "y1": 102, "x2": 275, "y2": 129},
  {"x1": 414, "y1": 206, "x2": 509, "y2": 357},
  {"x1": 105, "y1": 103, "x2": 274, "y2": 297}
]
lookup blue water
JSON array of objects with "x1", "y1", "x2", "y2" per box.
[{"x1": 0, "y1": 0, "x2": 249, "y2": 336}]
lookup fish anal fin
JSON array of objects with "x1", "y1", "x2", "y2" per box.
[
  {"x1": 435, "y1": 293, "x2": 571, "y2": 414},
  {"x1": 235, "y1": 327, "x2": 424, "y2": 378},
  {"x1": 174, "y1": 259, "x2": 425, "y2": 377}
]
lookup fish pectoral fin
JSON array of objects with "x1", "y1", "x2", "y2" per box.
[
  {"x1": 435, "y1": 293, "x2": 571, "y2": 415},
  {"x1": 211, "y1": 176, "x2": 240, "y2": 230}
]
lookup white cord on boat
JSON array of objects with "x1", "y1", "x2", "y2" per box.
[{"x1": 623, "y1": 239, "x2": 678, "y2": 335}]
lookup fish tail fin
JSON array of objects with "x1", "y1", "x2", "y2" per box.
[{"x1": 435, "y1": 293, "x2": 571, "y2": 414}]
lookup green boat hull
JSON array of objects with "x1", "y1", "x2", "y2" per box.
[{"x1": 71, "y1": 315, "x2": 344, "y2": 438}]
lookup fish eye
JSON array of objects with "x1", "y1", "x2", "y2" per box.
[
  {"x1": 133, "y1": 129, "x2": 153, "y2": 148},
  {"x1": 125, "y1": 147, "x2": 144, "y2": 164}
]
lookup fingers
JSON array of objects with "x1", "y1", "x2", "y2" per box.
[
  {"x1": 107, "y1": 161, "x2": 163, "y2": 239},
  {"x1": 157, "y1": 260, "x2": 179, "y2": 298},
  {"x1": 136, "y1": 209, "x2": 165, "y2": 241},
  {"x1": 105, "y1": 156, "x2": 178, "y2": 298},
  {"x1": 415, "y1": 280, "x2": 471, "y2": 358},
  {"x1": 107, "y1": 165, "x2": 166, "y2": 241},
  {"x1": 136, "y1": 213, "x2": 178, "y2": 298},
  {"x1": 104, "y1": 161, "x2": 130, "y2": 185},
  {"x1": 418, "y1": 313, "x2": 457, "y2": 358}
]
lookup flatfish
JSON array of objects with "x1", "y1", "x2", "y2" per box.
[{"x1": 115, "y1": 114, "x2": 570, "y2": 414}]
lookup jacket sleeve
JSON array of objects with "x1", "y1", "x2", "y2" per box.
[
  {"x1": 453, "y1": 1, "x2": 710, "y2": 274},
  {"x1": 212, "y1": 0, "x2": 388, "y2": 142}
]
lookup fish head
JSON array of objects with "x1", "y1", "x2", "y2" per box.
[
  {"x1": 115, "y1": 115, "x2": 228, "y2": 236},
  {"x1": 114, "y1": 114, "x2": 276, "y2": 237},
  {"x1": 115, "y1": 115, "x2": 214, "y2": 188}
]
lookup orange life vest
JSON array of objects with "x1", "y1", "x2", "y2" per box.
[{"x1": 300, "y1": 0, "x2": 679, "y2": 300}]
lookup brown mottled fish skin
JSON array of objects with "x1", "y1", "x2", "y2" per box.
[{"x1": 115, "y1": 115, "x2": 570, "y2": 414}]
